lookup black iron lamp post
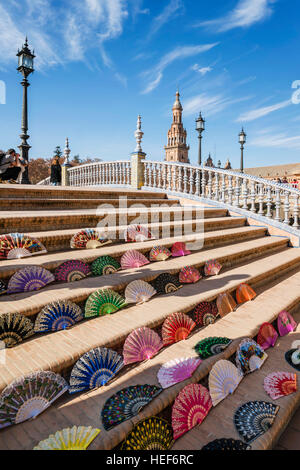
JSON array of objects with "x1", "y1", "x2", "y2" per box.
[
  {"x1": 239, "y1": 128, "x2": 247, "y2": 174},
  {"x1": 195, "y1": 112, "x2": 205, "y2": 166},
  {"x1": 17, "y1": 38, "x2": 35, "y2": 184}
]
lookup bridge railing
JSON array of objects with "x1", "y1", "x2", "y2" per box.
[{"x1": 68, "y1": 161, "x2": 131, "y2": 187}]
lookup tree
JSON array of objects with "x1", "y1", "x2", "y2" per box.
[
  {"x1": 29, "y1": 158, "x2": 51, "y2": 184},
  {"x1": 54, "y1": 146, "x2": 62, "y2": 158},
  {"x1": 72, "y1": 154, "x2": 81, "y2": 164}
]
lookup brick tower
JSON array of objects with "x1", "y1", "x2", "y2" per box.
[{"x1": 164, "y1": 91, "x2": 190, "y2": 163}]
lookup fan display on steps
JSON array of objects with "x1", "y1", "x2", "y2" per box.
[
  {"x1": 0, "y1": 313, "x2": 35, "y2": 348},
  {"x1": 101, "y1": 385, "x2": 162, "y2": 431},
  {"x1": 194, "y1": 337, "x2": 233, "y2": 360},
  {"x1": 0, "y1": 280, "x2": 7, "y2": 295},
  {"x1": 236, "y1": 338, "x2": 268, "y2": 375},
  {"x1": 0, "y1": 371, "x2": 68, "y2": 429},
  {"x1": 121, "y1": 417, "x2": 174, "y2": 451},
  {"x1": 257, "y1": 323, "x2": 278, "y2": 350},
  {"x1": 91, "y1": 256, "x2": 120, "y2": 276},
  {"x1": 124, "y1": 280, "x2": 156, "y2": 304},
  {"x1": 85, "y1": 289, "x2": 127, "y2": 318},
  {"x1": 202, "y1": 438, "x2": 251, "y2": 451},
  {"x1": 34, "y1": 301, "x2": 83, "y2": 333},
  {"x1": 124, "y1": 225, "x2": 154, "y2": 243},
  {"x1": 157, "y1": 357, "x2": 202, "y2": 389},
  {"x1": 285, "y1": 348, "x2": 300, "y2": 371},
  {"x1": 264, "y1": 372, "x2": 297, "y2": 400},
  {"x1": 179, "y1": 266, "x2": 202, "y2": 284},
  {"x1": 191, "y1": 301, "x2": 218, "y2": 327},
  {"x1": 162, "y1": 312, "x2": 196, "y2": 346},
  {"x1": 123, "y1": 327, "x2": 163, "y2": 365},
  {"x1": 69, "y1": 347, "x2": 124, "y2": 394},
  {"x1": 204, "y1": 259, "x2": 222, "y2": 277},
  {"x1": 171, "y1": 242, "x2": 191, "y2": 258},
  {"x1": 208, "y1": 360, "x2": 243, "y2": 407},
  {"x1": 120, "y1": 250, "x2": 150, "y2": 270},
  {"x1": 33, "y1": 426, "x2": 101, "y2": 451},
  {"x1": 277, "y1": 310, "x2": 297, "y2": 336},
  {"x1": 54, "y1": 260, "x2": 91, "y2": 283},
  {"x1": 7, "y1": 266, "x2": 55, "y2": 294},
  {"x1": 70, "y1": 229, "x2": 110, "y2": 250},
  {"x1": 216, "y1": 292, "x2": 237, "y2": 318},
  {"x1": 236, "y1": 283, "x2": 257, "y2": 304},
  {"x1": 234, "y1": 401, "x2": 280, "y2": 444},
  {"x1": 0, "y1": 233, "x2": 47, "y2": 260},
  {"x1": 152, "y1": 273, "x2": 182, "y2": 295},
  {"x1": 172, "y1": 384, "x2": 212, "y2": 440},
  {"x1": 149, "y1": 246, "x2": 171, "y2": 262}
]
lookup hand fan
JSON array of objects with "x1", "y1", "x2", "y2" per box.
[
  {"x1": 179, "y1": 266, "x2": 202, "y2": 284},
  {"x1": 121, "y1": 417, "x2": 174, "y2": 450},
  {"x1": 0, "y1": 313, "x2": 35, "y2": 348},
  {"x1": 0, "y1": 233, "x2": 47, "y2": 260},
  {"x1": 191, "y1": 301, "x2": 218, "y2": 327},
  {"x1": 69, "y1": 347, "x2": 124, "y2": 394},
  {"x1": 153, "y1": 273, "x2": 182, "y2": 295},
  {"x1": 70, "y1": 229, "x2": 110, "y2": 249},
  {"x1": 277, "y1": 310, "x2": 297, "y2": 336},
  {"x1": 0, "y1": 280, "x2": 7, "y2": 296},
  {"x1": 202, "y1": 439, "x2": 251, "y2": 450},
  {"x1": 125, "y1": 225, "x2": 154, "y2": 243},
  {"x1": 172, "y1": 384, "x2": 212, "y2": 440},
  {"x1": 34, "y1": 301, "x2": 83, "y2": 333},
  {"x1": 157, "y1": 357, "x2": 202, "y2": 389},
  {"x1": 234, "y1": 401, "x2": 279, "y2": 444},
  {"x1": 33, "y1": 426, "x2": 101, "y2": 450},
  {"x1": 0, "y1": 371, "x2": 68, "y2": 429},
  {"x1": 236, "y1": 283, "x2": 257, "y2": 304},
  {"x1": 123, "y1": 327, "x2": 163, "y2": 365},
  {"x1": 91, "y1": 256, "x2": 120, "y2": 276},
  {"x1": 257, "y1": 323, "x2": 278, "y2": 350},
  {"x1": 216, "y1": 292, "x2": 237, "y2": 318},
  {"x1": 285, "y1": 349, "x2": 300, "y2": 371},
  {"x1": 120, "y1": 250, "x2": 150, "y2": 269},
  {"x1": 171, "y1": 242, "x2": 191, "y2": 258},
  {"x1": 101, "y1": 385, "x2": 162, "y2": 431},
  {"x1": 7, "y1": 266, "x2": 55, "y2": 294},
  {"x1": 162, "y1": 312, "x2": 196, "y2": 346},
  {"x1": 149, "y1": 246, "x2": 171, "y2": 262},
  {"x1": 236, "y1": 338, "x2": 268, "y2": 375},
  {"x1": 208, "y1": 360, "x2": 243, "y2": 406},
  {"x1": 194, "y1": 337, "x2": 232, "y2": 360},
  {"x1": 125, "y1": 280, "x2": 156, "y2": 304},
  {"x1": 54, "y1": 260, "x2": 91, "y2": 283},
  {"x1": 264, "y1": 372, "x2": 297, "y2": 400},
  {"x1": 204, "y1": 259, "x2": 222, "y2": 277},
  {"x1": 85, "y1": 289, "x2": 127, "y2": 318}
]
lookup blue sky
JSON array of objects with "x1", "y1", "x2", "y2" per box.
[{"x1": 0, "y1": 0, "x2": 299, "y2": 168}]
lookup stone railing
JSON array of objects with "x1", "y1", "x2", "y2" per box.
[
  {"x1": 68, "y1": 161, "x2": 131, "y2": 187},
  {"x1": 37, "y1": 177, "x2": 50, "y2": 185}
]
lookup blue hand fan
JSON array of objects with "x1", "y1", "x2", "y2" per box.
[{"x1": 34, "y1": 301, "x2": 83, "y2": 333}]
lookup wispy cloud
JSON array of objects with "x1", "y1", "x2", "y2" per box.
[
  {"x1": 251, "y1": 131, "x2": 300, "y2": 149},
  {"x1": 147, "y1": 0, "x2": 183, "y2": 40},
  {"x1": 183, "y1": 93, "x2": 252, "y2": 117},
  {"x1": 141, "y1": 43, "x2": 219, "y2": 94},
  {"x1": 197, "y1": 0, "x2": 277, "y2": 33},
  {"x1": 191, "y1": 64, "x2": 213, "y2": 76},
  {"x1": 237, "y1": 98, "x2": 292, "y2": 122}
]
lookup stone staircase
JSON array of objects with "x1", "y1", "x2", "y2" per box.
[{"x1": 0, "y1": 185, "x2": 300, "y2": 450}]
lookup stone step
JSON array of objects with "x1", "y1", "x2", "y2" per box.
[
  {"x1": 12, "y1": 216, "x2": 247, "y2": 251},
  {"x1": 0, "y1": 207, "x2": 228, "y2": 233},
  {"x1": 1, "y1": 269, "x2": 300, "y2": 450},
  {"x1": 0, "y1": 226, "x2": 268, "y2": 282},
  {"x1": 0, "y1": 241, "x2": 295, "y2": 395}
]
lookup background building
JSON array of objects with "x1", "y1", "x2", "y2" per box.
[{"x1": 164, "y1": 91, "x2": 190, "y2": 163}]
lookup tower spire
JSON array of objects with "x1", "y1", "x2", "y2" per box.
[
  {"x1": 165, "y1": 90, "x2": 189, "y2": 163},
  {"x1": 134, "y1": 115, "x2": 144, "y2": 153}
]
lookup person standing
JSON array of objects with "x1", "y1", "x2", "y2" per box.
[
  {"x1": 50, "y1": 156, "x2": 62, "y2": 186},
  {"x1": 0, "y1": 149, "x2": 21, "y2": 183}
]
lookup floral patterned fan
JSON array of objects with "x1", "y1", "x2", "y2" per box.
[
  {"x1": 7, "y1": 266, "x2": 55, "y2": 294},
  {"x1": 85, "y1": 289, "x2": 127, "y2": 318},
  {"x1": 162, "y1": 312, "x2": 196, "y2": 346},
  {"x1": 172, "y1": 384, "x2": 212, "y2": 440},
  {"x1": 70, "y1": 229, "x2": 110, "y2": 250},
  {"x1": 236, "y1": 338, "x2": 268, "y2": 375},
  {"x1": 191, "y1": 301, "x2": 218, "y2": 327},
  {"x1": 0, "y1": 371, "x2": 68, "y2": 429},
  {"x1": 204, "y1": 259, "x2": 222, "y2": 277},
  {"x1": 124, "y1": 225, "x2": 154, "y2": 243},
  {"x1": 208, "y1": 360, "x2": 243, "y2": 406},
  {"x1": 123, "y1": 327, "x2": 163, "y2": 365},
  {"x1": 121, "y1": 417, "x2": 174, "y2": 450},
  {"x1": 264, "y1": 372, "x2": 297, "y2": 400},
  {"x1": 277, "y1": 310, "x2": 297, "y2": 336},
  {"x1": 153, "y1": 273, "x2": 182, "y2": 295},
  {"x1": 179, "y1": 266, "x2": 202, "y2": 284},
  {"x1": 34, "y1": 301, "x2": 83, "y2": 333},
  {"x1": 34, "y1": 426, "x2": 100, "y2": 451},
  {"x1": 171, "y1": 242, "x2": 191, "y2": 258},
  {"x1": 0, "y1": 313, "x2": 35, "y2": 348},
  {"x1": 54, "y1": 260, "x2": 91, "y2": 283},
  {"x1": 101, "y1": 385, "x2": 162, "y2": 431},
  {"x1": 157, "y1": 357, "x2": 202, "y2": 389},
  {"x1": 120, "y1": 250, "x2": 150, "y2": 269},
  {"x1": 257, "y1": 323, "x2": 278, "y2": 350},
  {"x1": 234, "y1": 401, "x2": 279, "y2": 444},
  {"x1": 149, "y1": 246, "x2": 171, "y2": 262},
  {"x1": 0, "y1": 233, "x2": 47, "y2": 260}
]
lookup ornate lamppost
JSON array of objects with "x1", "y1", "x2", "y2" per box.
[
  {"x1": 17, "y1": 38, "x2": 35, "y2": 184},
  {"x1": 239, "y1": 128, "x2": 247, "y2": 174},
  {"x1": 195, "y1": 112, "x2": 205, "y2": 166}
]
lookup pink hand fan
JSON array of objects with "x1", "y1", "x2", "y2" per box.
[
  {"x1": 123, "y1": 327, "x2": 163, "y2": 365},
  {"x1": 264, "y1": 372, "x2": 297, "y2": 400},
  {"x1": 172, "y1": 384, "x2": 212, "y2": 440},
  {"x1": 277, "y1": 311, "x2": 297, "y2": 337},
  {"x1": 179, "y1": 266, "x2": 202, "y2": 284},
  {"x1": 162, "y1": 312, "x2": 196, "y2": 346},
  {"x1": 171, "y1": 242, "x2": 191, "y2": 258},
  {"x1": 157, "y1": 357, "x2": 202, "y2": 389},
  {"x1": 204, "y1": 260, "x2": 222, "y2": 277},
  {"x1": 257, "y1": 323, "x2": 278, "y2": 350},
  {"x1": 120, "y1": 250, "x2": 150, "y2": 270}
]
